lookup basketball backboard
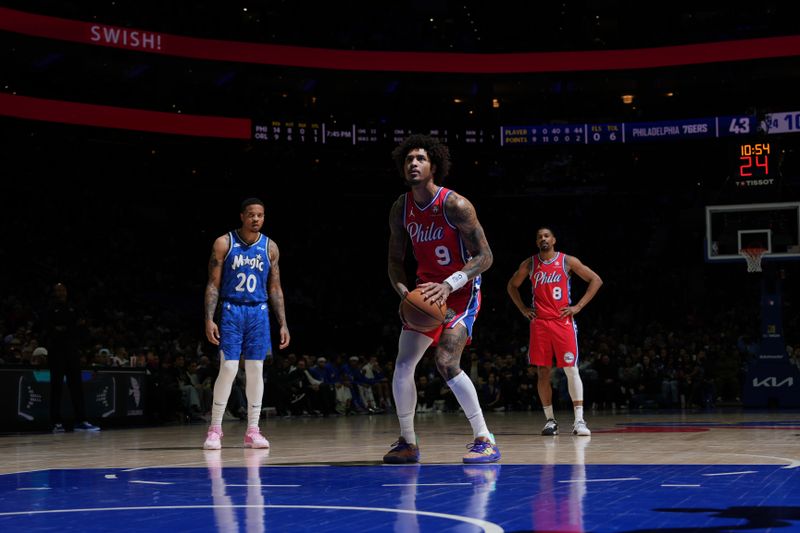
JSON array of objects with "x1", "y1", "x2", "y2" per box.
[{"x1": 705, "y1": 202, "x2": 800, "y2": 262}]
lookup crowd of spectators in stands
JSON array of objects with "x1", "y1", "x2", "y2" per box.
[{"x1": 2, "y1": 276, "x2": 797, "y2": 425}]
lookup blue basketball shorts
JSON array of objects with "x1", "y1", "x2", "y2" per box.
[{"x1": 219, "y1": 301, "x2": 272, "y2": 360}]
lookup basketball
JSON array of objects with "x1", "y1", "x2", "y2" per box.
[{"x1": 400, "y1": 288, "x2": 448, "y2": 332}]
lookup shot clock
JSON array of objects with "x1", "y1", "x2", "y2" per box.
[
  {"x1": 733, "y1": 141, "x2": 778, "y2": 190},
  {"x1": 738, "y1": 142, "x2": 770, "y2": 178}
]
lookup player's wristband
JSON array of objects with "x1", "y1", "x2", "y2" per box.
[{"x1": 443, "y1": 271, "x2": 468, "y2": 291}]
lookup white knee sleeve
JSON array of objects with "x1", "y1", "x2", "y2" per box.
[
  {"x1": 447, "y1": 372, "x2": 490, "y2": 439},
  {"x1": 245, "y1": 360, "x2": 264, "y2": 427},
  {"x1": 563, "y1": 366, "x2": 584, "y2": 402},
  {"x1": 210, "y1": 358, "x2": 240, "y2": 427},
  {"x1": 393, "y1": 330, "x2": 432, "y2": 415},
  {"x1": 393, "y1": 330, "x2": 432, "y2": 443}
]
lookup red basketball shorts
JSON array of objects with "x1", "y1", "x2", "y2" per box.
[
  {"x1": 528, "y1": 317, "x2": 579, "y2": 367},
  {"x1": 403, "y1": 285, "x2": 481, "y2": 346}
]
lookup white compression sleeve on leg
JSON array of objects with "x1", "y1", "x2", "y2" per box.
[
  {"x1": 564, "y1": 366, "x2": 584, "y2": 402},
  {"x1": 447, "y1": 371, "x2": 490, "y2": 440},
  {"x1": 245, "y1": 360, "x2": 265, "y2": 428},
  {"x1": 393, "y1": 330, "x2": 433, "y2": 444},
  {"x1": 210, "y1": 358, "x2": 240, "y2": 427}
]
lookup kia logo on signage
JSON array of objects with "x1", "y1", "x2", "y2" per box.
[{"x1": 752, "y1": 377, "x2": 794, "y2": 387}]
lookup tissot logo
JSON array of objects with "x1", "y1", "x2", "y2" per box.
[{"x1": 752, "y1": 377, "x2": 794, "y2": 388}]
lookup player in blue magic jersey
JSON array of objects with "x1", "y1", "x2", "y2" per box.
[{"x1": 202, "y1": 198, "x2": 290, "y2": 450}]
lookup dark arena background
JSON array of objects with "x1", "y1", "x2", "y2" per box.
[{"x1": 1, "y1": 3, "x2": 800, "y2": 532}]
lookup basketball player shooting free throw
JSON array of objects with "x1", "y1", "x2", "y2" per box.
[{"x1": 384, "y1": 134, "x2": 500, "y2": 464}]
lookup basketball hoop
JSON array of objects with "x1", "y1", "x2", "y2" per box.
[{"x1": 739, "y1": 247, "x2": 767, "y2": 273}]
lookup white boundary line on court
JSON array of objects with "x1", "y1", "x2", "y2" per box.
[
  {"x1": 559, "y1": 477, "x2": 640, "y2": 483},
  {"x1": 722, "y1": 454, "x2": 800, "y2": 469},
  {"x1": 382, "y1": 483, "x2": 472, "y2": 487},
  {"x1": 702, "y1": 471, "x2": 758, "y2": 477},
  {"x1": 226, "y1": 484, "x2": 300, "y2": 487},
  {"x1": 0, "y1": 504, "x2": 504, "y2": 532},
  {"x1": 0, "y1": 468, "x2": 51, "y2": 476}
]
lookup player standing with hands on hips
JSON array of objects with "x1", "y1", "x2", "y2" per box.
[
  {"x1": 384, "y1": 134, "x2": 500, "y2": 464},
  {"x1": 202, "y1": 197, "x2": 290, "y2": 450},
  {"x1": 507, "y1": 227, "x2": 602, "y2": 437}
]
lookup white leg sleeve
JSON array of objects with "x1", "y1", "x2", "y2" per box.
[
  {"x1": 447, "y1": 371, "x2": 490, "y2": 439},
  {"x1": 245, "y1": 360, "x2": 265, "y2": 428},
  {"x1": 210, "y1": 357, "x2": 240, "y2": 427},
  {"x1": 564, "y1": 366, "x2": 584, "y2": 402},
  {"x1": 393, "y1": 330, "x2": 432, "y2": 443}
]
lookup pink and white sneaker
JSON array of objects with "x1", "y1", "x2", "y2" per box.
[
  {"x1": 244, "y1": 427, "x2": 270, "y2": 449},
  {"x1": 203, "y1": 425, "x2": 223, "y2": 450}
]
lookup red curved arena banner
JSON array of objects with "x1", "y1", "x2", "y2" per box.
[
  {"x1": 1, "y1": 7, "x2": 800, "y2": 73},
  {"x1": 0, "y1": 93, "x2": 251, "y2": 138}
]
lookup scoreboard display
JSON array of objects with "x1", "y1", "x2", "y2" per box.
[
  {"x1": 252, "y1": 110, "x2": 799, "y2": 148},
  {"x1": 253, "y1": 122, "x2": 492, "y2": 146},
  {"x1": 324, "y1": 123, "x2": 355, "y2": 145},
  {"x1": 500, "y1": 115, "x2": 764, "y2": 146},
  {"x1": 587, "y1": 123, "x2": 622, "y2": 144},
  {"x1": 356, "y1": 126, "x2": 379, "y2": 144},
  {"x1": 501, "y1": 125, "x2": 586, "y2": 146},
  {"x1": 253, "y1": 121, "x2": 322, "y2": 143}
]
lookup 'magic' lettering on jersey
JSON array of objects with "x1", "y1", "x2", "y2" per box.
[{"x1": 232, "y1": 254, "x2": 265, "y2": 271}]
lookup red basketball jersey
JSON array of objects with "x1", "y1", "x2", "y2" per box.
[
  {"x1": 404, "y1": 187, "x2": 470, "y2": 285},
  {"x1": 530, "y1": 252, "x2": 571, "y2": 319}
]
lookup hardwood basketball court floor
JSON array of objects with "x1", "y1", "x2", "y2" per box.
[{"x1": 1, "y1": 409, "x2": 798, "y2": 531}]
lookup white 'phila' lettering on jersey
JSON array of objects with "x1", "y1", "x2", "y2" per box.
[
  {"x1": 533, "y1": 270, "x2": 562, "y2": 288},
  {"x1": 406, "y1": 222, "x2": 444, "y2": 243},
  {"x1": 232, "y1": 254, "x2": 265, "y2": 271}
]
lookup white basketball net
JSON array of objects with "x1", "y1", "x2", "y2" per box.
[{"x1": 739, "y1": 247, "x2": 766, "y2": 273}]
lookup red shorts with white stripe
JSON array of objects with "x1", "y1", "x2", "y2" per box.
[
  {"x1": 403, "y1": 283, "x2": 481, "y2": 346},
  {"x1": 528, "y1": 317, "x2": 579, "y2": 367}
]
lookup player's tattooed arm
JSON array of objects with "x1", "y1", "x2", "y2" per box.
[
  {"x1": 445, "y1": 192, "x2": 493, "y2": 279},
  {"x1": 267, "y1": 240, "x2": 288, "y2": 327},
  {"x1": 204, "y1": 277, "x2": 219, "y2": 321},
  {"x1": 388, "y1": 195, "x2": 411, "y2": 297},
  {"x1": 205, "y1": 236, "x2": 226, "y2": 320},
  {"x1": 204, "y1": 235, "x2": 227, "y2": 344}
]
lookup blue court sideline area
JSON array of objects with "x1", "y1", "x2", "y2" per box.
[{"x1": 2, "y1": 460, "x2": 798, "y2": 532}]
